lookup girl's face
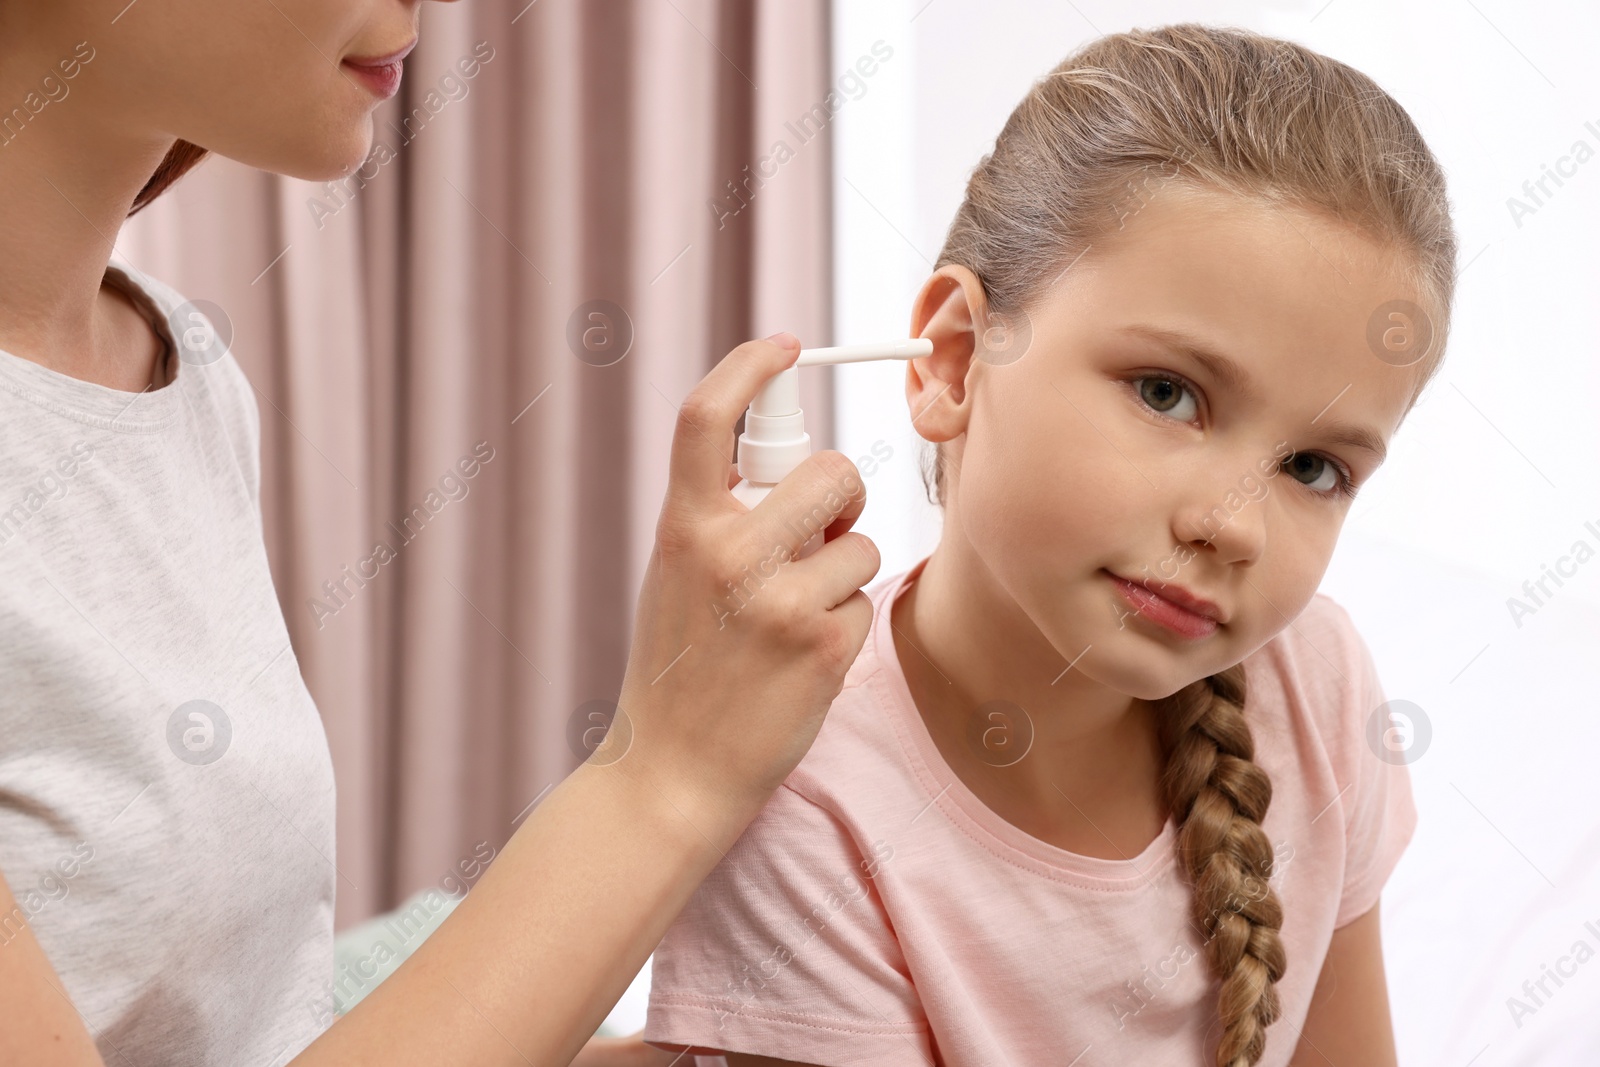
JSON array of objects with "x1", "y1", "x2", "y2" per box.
[
  {"x1": 909, "y1": 183, "x2": 1432, "y2": 701},
  {"x1": 12, "y1": 0, "x2": 457, "y2": 180}
]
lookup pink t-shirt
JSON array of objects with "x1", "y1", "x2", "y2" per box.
[{"x1": 645, "y1": 555, "x2": 1417, "y2": 1066}]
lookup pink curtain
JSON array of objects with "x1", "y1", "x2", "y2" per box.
[{"x1": 119, "y1": 0, "x2": 834, "y2": 929}]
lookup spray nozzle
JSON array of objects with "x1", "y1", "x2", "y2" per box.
[{"x1": 737, "y1": 339, "x2": 934, "y2": 486}]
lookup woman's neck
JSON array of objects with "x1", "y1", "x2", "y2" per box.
[
  {"x1": 0, "y1": 34, "x2": 173, "y2": 390},
  {"x1": 891, "y1": 539, "x2": 1170, "y2": 860}
]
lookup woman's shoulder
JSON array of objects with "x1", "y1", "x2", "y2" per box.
[
  {"x1": 116, "y1": 265, "x2": 257, "y2": 410},
  {"x1": 111, "y1": 263, "x2": 264, "y2": 494}
]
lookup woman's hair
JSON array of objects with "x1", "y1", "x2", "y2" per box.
[
  {"x1": 128, "y1": 139, "x2": 210, "y2": 217},
  {"x1": 920, "y1": 24, "x2": 1456, "y2": 1065}
]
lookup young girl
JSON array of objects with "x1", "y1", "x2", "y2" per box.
[{"x1": 642, "y1": 23, "x2": 1453, "y2": 1067}]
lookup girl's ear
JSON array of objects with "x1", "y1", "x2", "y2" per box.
[{"x1": 906, "y1": 265, "x2": 990, "y2": 444}]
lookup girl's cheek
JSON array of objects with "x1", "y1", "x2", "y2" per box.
[{"x1": 965, "y1": 412, "x2": 1119, "y2": 560}]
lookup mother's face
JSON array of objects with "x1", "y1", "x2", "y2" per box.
[{"x1": 7, "y1": 0, "x2": 457, "y2": 180}]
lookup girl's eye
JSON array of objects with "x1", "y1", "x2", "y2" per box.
[
  {"x1": 1281, "y1": 451, "x2": 1358, "y2": 500},
  {"x1": 1133, "y1": 375, "x2": 1199, "y2": 423},
  {"x1": 1128, "y1": 373, "x2": 1358, "y2": 501}
]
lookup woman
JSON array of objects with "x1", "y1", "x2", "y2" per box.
[{"x1": 0, "y1": 2, "x2": 879, "y2": 1064}]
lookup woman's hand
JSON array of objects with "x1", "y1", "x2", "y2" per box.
[{"x1": 607, "y1": 332, "x2": 881, "y2": 833}]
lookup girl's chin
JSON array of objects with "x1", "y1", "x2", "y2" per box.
[{"x1": 1082, "y1": 630, "x2": 1223, "y2": 702}]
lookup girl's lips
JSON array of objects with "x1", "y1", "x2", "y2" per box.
[{"x1": 1107, "y1": 571, "x2": 1220, "y2": 640}]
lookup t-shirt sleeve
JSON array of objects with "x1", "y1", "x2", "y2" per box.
[
  {"x1": 644, "y1": 783, "x2": 933, "y2": 1067},
  {"x1": 1327, "y1": 601, "x2": 1420, "y2": 928}
]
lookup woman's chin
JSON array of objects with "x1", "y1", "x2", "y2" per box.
[{"x1": 251, "y1": 123, "x2": 379, "y2": 185}]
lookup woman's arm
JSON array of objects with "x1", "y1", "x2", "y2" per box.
[
  {"x1": 0, "y1": 869, "x2": 108, "y2": 1065},
  {"x1": 295, "y1": 757, "x2": 754, "y2": 1066},
  {"x1": 294, "y1": 336, "x2": 880, "y2": 1067},
  {"x1": 0, "y1": 337, "x2": 880, "y2": 1067},
  {"x1": 0, "y1": 758, "x2": 746, "y2": 1067},
  {"x1": 572, "y1": 1031, "x2": 687, "y2": 1065},
  {"x1": 1287, "y1": 901, "x2": 1398, "y2": 1066}
]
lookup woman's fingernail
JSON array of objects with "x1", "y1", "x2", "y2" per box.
[{"x1": 764, "y1": 331, "x2": 799, "y2": 351}]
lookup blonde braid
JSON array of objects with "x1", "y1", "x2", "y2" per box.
[{"x1": 1155, "y1": 662, "x2": 1287, "y2": 1065}]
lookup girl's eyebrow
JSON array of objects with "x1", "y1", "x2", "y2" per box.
[
  {"x1": 1116, "y1": 323, "x2": 1389, "y2": 467},
  {"x1": 1118, "y1": 323, "x2": 1264, "y2": 405}
]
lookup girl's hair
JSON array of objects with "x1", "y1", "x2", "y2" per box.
[
  {"x1": 129, "y1": 140, "x2": 210, "y2": 217},
  {"x1": 920, "y1": 24, "x2": 1455, "y2": 1066}
]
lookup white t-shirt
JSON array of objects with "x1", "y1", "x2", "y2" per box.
[{"x1": 0, "y1": 260, "x2": 337, "y2": 1064}]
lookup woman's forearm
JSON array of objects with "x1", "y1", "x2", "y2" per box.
[
  {"x1": 291, "y1": 335, "x2": 879, "y2": 1066},
  {"x1": 291, "y1": 756, "x2": 756, "y2": 1067}
]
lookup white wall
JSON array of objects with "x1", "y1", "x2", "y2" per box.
[{"x1": 831, "y1": 1, "x2": 1600, "y2": 1062}]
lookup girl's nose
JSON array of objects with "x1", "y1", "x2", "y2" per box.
[{"x1": 1173, "y1": 480, "x2": 1268, "y2": 568}]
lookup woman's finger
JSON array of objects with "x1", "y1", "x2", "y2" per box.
[
  {"x1": 742, "y1": 448, "x2": 867, "y2": 567},
  {"x1": 664, "y1": 335, "x2": 799, "y2": 516},
  {"x1": 787, "y1": 530, "x2": 882, "y2": 612}
]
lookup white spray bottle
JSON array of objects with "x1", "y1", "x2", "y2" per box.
[{"x1": 732, "y1": 338, "x2": 935, "y2": 559}]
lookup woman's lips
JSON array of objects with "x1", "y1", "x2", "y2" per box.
[
  {"x1": 1107, "y1": 571, "x2": 1220, "y2": 640},
  {"x1": 343, "y1": 38, "x2": 416, "y2": 100},
  {"x1": 343, "y1": 58, "x2": 404, "y2": 99}
]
